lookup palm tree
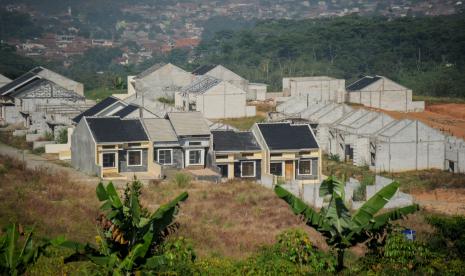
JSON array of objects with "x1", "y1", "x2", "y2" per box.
[{"x1": 275, "y1": 176, "x2": 418, "y2": 271}]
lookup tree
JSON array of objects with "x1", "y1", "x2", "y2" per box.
[
  {"x1": 63, "y1": 180, "x2": 188, "y2": 274},
  {"x1": 274, "y1": 176, "x2": 418, "y2": 271}
]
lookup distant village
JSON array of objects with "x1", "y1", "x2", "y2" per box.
[
  {"x1": 4, "y1": 0, "x2": 462, "y2": 65},
  {"x1": 0, "y1": 61, "x2": 464, "y2": 208}
]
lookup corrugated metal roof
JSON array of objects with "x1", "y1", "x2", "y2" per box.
[
  {"x1": 113, "y1": 104, "x2": 139, "y2": 118},
  {"x1": 346, "y1": 76, "x2": 381, "y2": 91},
  {"x1": 73, "y1": 96, "x2": 119, "y2": 123},
  {"x1": 0, "y1": 72, "x2": 41, "y2": 96},
  {"x1": 167, "y1": 112, "x2": 211, "y2": 136},
  {"x1": 143, "y1": 118, "x2": 178, "y2": 142}
]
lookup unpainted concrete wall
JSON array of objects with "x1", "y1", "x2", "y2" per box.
[{"x1": 71, "y1": 120, "x2": 98, "y2": 175}]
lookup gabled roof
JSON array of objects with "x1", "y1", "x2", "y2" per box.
[
  {"x1": 0, "y1": 72, "x2": 41, "y2": 96},
  {"x1": 85, "y1": 117, "x2": 148, "y2": 143},
  {"x1": 113, "y1": 103, "x2": 139, "y2": 118},
  {"x1": 346, "y1": 75, "x2": 381, "y2": 92},
  {"x1": 167, "y1": 112, "x2": 211, "y2": 136},
  {"x1": 192, "y1": 64, "x2": 217, "y2": 75},
  {"x1": 212, "y1": 130, "x2": 261, "y2": 152},
  {"x1": 257, "y1": 123, "x2": 319, "y2": 150},
  {"x1": 143, "y1": 118, "x2": 178, "y2": 142},
  {"x1": 73, "y1": 96, "x2": 119, "y2": 123},
  {"x1": 135, "y1": 63, "x2": 166, "y2": 79},
  {"x1": 179, "y1": 75, "x2": 221, "y2": 96}
]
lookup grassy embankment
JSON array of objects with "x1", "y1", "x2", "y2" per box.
[
  {"x1": 84, "y1": 87, "x2": 126, "y2": 101},
  {"x1": 323, "y1": 155, "x2": 465, "y2": 192}
]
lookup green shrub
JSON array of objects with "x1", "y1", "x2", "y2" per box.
[
  {"x1": 172, "y1": 172, "x2": 191, "y2": 188},
  {"x1": 352, "y1": 183, "x2": 366, "y2": 201},
  {"x1": 157, "y1": 97, "x2": 175, "y2": 105},
  {"x1": 273, "y1": 229, "x2": 336, "y2": 272},
  {"x1": 43, "y1": 131, "x2": 54, "y2": 141},
  {"x1": 55, "y1": 128, "x2": 68, "y2": 144},
  {"x1": 328, "y1": 153, "x2": 340, "y2": 162},
  {"x1": 32, "y1": 147, "x2": 45, "y2": 155},
  {"x1": 426, "y1": 215, "x2": 465, "y2": 258}
]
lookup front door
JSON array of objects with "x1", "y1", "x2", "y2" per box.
[{"x1": 285, "y1": 161, "x2": 294, "y2": 181}]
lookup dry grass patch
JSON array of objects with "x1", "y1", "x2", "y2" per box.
[
  {"x1": 0, "y1": 154, "x2": 99, "y2": 242},
  {"x1": 217, "y1": 115, "x2": 266, "y2": 130},
  {"x1": 141, "y1": 180, "x2": 326, "y2": 259}
]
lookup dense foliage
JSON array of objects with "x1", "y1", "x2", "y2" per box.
[
  {"x1": 63, "y1": 180, "x2": 189, "y2": 274},
  {"x1": 275, "y1": 176, "x2": 418, "y2": 270},
  {"x1": 195, "y1": 14, "x2": 465, "y2": 97}
]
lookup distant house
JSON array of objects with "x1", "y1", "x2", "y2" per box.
[
  {"x1": 0, "y1": 67, "x2": 87, "y2": 133},
  {"x1": 371, "y1": 119, "x2": 445, "y2": 172},
  {"x1": 192, "y1": 64, "x2": 249, "y2": 93},
  {"x1": 327, "y1": 109, "x2": 394, "y2": 165},
  {"x1": 346, "y1": 75, "x2": 425, "y2": 112},
  {"x1": 71, "y1": 116, "x2": 158, "y2": 179},
  {"x1": 72, "y1": 96, "x2": 158, "y2": 124},
  {"x1": 252, "y1": 122, "x2": 321, "y2": 184},
  {"x1": 175, "y1": 75, "x2": 256, "y2": 119},
  {"x1": 212, "y1": 130, "x2": 262, "y2": 179},
  {"x1": 282, "y1": 76, "x2": 346, "y2": 103},
  {"x1": 124, "y1": 63, "x2": 194, "y2": 100}
]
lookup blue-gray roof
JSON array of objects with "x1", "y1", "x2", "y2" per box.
[
  {"x1": 85, "y1": 117, "x2": 148, "y2": 143},
  {"x1": 257, "y1": 123, "x2": 318, "y2": 150},
  {"x1": 212, "y1": 130, "x2": 261, "y2": 152},
  {"x1": 73, "y1": 96, "x2": 119, "y2": 123},
  {"x1": 346, "y1": 76, "x2": 381, "y2": 92}
]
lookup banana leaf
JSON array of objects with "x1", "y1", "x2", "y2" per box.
[
  {"x1": 369, "y1": 204, "x2": 419, "y2": 230},
  {"x1": 319, "y1": 176, "x2": 345, "y2": 198},
  {"x1": 275, "y1": 185, "x2": 327, "y2": 229},
  {"x1": 351, "y1": 182, "x2": 400, "y2": 227},
  {"x1": 149, "y1": 192, "x2": 188, "y2": 234}
]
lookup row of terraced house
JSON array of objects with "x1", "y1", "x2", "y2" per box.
[{"x1": 71, "y1": 111, "x2": 322, "y2": 184}]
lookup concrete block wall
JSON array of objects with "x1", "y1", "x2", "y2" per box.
[{"x1": 445, "y1": 136, "x2": 465, "y2": 173}]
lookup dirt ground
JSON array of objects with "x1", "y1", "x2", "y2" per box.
[
  {"x1": 374, "y1": 103, "x2": 465, "y2": 139},
  {"x1": 411, "y1": 188, "x2": 465, "y2": 215}
]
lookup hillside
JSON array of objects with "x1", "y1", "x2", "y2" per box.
[{"x1": 195, "y1": 14, "x2": 465, "y2": 98}]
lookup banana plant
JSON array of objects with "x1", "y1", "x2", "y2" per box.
[
  {"x1": 63, "y1": 180, "x2": 188, "y2": 275},
  {"x1": 0, "y1": 224, "x2": 59, "y2": 276},
  {"x1": 275, "y1": 176, "x2": 419, "y2": 271}
]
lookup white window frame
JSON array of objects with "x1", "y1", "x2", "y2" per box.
[
  {"x1": 240, "y1": 161, "x2": 256, "y2": 178},
  {"x1": 157, "y1": 149, "x2": 173, "y2": 165},
  {"x1": 297, "y1": 159, "x2": 312, "y2": 176},
  {"x1": 102, "y1": 152, "x2": 116, "y2": 168},
  {"x1": 270, "y1": 161, "x2": 284, "y2": 176},
  {"x1": 127, "y1": 150, "x2": 143, "y2": 167},
  {"x1": 186, "y1": 149, "x2": 204, "y2": 166}
]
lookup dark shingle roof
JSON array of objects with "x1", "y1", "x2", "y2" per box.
[
  {"x1": 346, "y1": 76, "x2": 381, "y2": 92},
  {"x1": 0, "y1": 72, "x2": 41, "y2": 96},
  {"x1": 113, "y1": 104, "x2": 139, "y2": 118},
  {"x1": 85, "y1": 117, "x2": 148, "y2": 143},
  {"x1": 212, "y1": 130, "x2": 261, "y2": 152},
  {"x1": 192, "y1": 64, "x2": 217, "y2": 75},
  {"x1": 257, "y1": 123, "x2": 319, "y2": 150},
  {"x1": 72, "y1": 96, "x2": 119, "y2": 123}
]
